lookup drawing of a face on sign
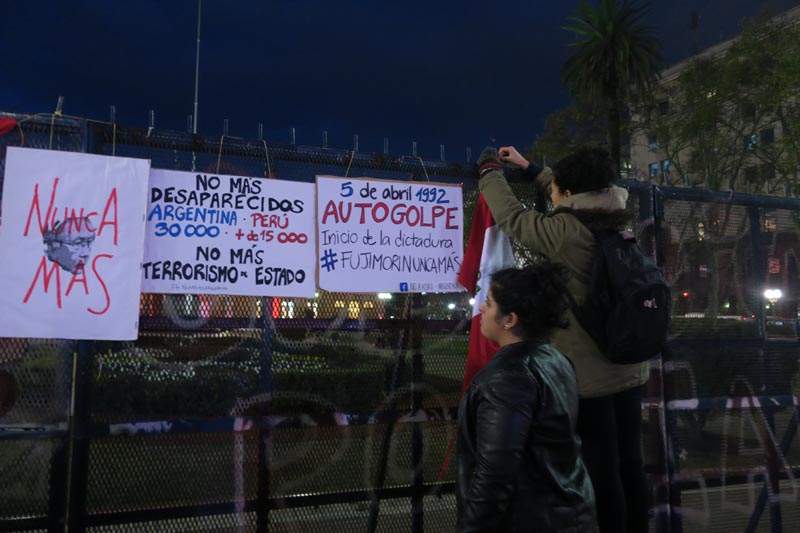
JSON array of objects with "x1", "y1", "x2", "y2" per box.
[
  {"x1": 0, "y1": 147, "x2": 152, "y2": 341},
  {"x1": 42, "y1": 216, "x2": 96, "y2": 274}
]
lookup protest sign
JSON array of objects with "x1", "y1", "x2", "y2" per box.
[
  {"x1": 316, "y1": 176, "x2": 463, "y2": 293},
  {"x1": 0, "y1": 147, "x2": 150, "y2": 340},
  {"x1": 142, "y1": 169, "x2": 316, "y2": 298}
]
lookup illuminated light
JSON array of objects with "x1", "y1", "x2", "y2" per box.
[
  {"x1": 378, "y1": 293, "x2": 392, "y2": 300},
  {"x1": 682, "y1": 291, "x2": 689, "y2": 298},
  {"x1": 763, "y1": 289, "x2": 783, "y2": 301},
  {"x1": 447, "y1": 303, "x2": 456, "y2": 310},
  {"x1": 469, "y1": 298, "x2": 475, "y2": 306}
]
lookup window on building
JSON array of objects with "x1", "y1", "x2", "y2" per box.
[
  {"x1": 760, "y1": 128, "x2": 775, "y2": 145},
  {"x1": 649, "y1": 162, "x2": 659, "y2": 178},
  {"x1": 647, "y1": 134, "x2": 658, "y2": 150},
  {"x1": 745, "y1": 133, "x2": 758, "y2": 150},
  {"x1": 764, "y1": 216, "x2": 777, "y2": 233},
  {"x1": 658, "y1": 100, "x2": 669, "y2": 115}
]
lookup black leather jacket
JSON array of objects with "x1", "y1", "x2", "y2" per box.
[{"x1": 457, "y1": 339, "x2": 596, "y2": 532}]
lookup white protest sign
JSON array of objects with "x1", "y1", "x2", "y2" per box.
[
  {"x1": 0, "y1": 147, "x2": 150, "y2": 340},
  {"x1": 316, "y1": 176, "x2": 464, "y2": 293},
  {"x1": 142, "y1": 169, "x2": 316, "y2": 298}
]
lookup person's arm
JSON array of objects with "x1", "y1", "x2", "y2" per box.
[
  {"x1": 480, "y1": 146, "x2": 564, "y2": 255},
  {"x1": 460, "y1": 373, "x2": 538, "y2": 532},
  {"x1": 478, "y1": 170, "x2": 567, "y2": 257},
  {"x1": 499, "y1": 145, "x2": 550, "y2": 193}
]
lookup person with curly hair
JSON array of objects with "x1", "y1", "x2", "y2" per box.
[
  {"x1": 457, "y1": 262, "x2": 596, "y2": 532},
  {"x1": 476, "y1": 146, "x2": 650, "y2": 533}
]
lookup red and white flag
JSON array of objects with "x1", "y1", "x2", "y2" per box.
[
  {"x1": 457, "y1": 194, "x2": 516, "y2": 391},
  {"x1": 436, "y1": 193, "x2": 517, "y2": 483}
]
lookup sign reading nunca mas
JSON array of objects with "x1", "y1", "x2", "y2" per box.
[{"x1": 0, "y1": 147, "x2": 150, "y2": 340}]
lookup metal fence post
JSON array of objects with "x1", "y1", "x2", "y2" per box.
[
  {"x1": 652, "y1": 186, "x2": 683, "y2": 533},
  {"x1": 411, "y1": 292, "x2": 424, "y2": 533},
  {"x1": 257, "y1": 296, "x2": 274, "y2": 532},
  {"x1": 46, "y1": 342, "x2": 76, "y2": 533},
  {"x1": 65, "y1": 340, "x2": 94, "y2": 532},
  {"x1": 368, "y1": 294, "x2": 411, "y2": 533}
]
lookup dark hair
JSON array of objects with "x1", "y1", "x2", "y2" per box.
[
  {"x1": 551, "y1": 146, "x2": 614, "y2": 194},
  {"x1": 489, "y1": 261, "x2": 571, "y2": 339}
]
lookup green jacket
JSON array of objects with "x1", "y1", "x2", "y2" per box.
[{"x1": 478, "y1": 168, "x2": 649, "y2": 398}]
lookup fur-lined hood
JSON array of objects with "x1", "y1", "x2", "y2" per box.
[{"x1": 550, "y1": 186, "x2": 632, "y2": 231}]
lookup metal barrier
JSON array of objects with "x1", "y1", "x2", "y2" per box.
[{"x1": 0, "y1": 113, "x2": 799, "y2": 532}]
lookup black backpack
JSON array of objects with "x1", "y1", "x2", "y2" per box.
[{"x1": 567, "y1": 228, "x2": 671, "y2": 364}]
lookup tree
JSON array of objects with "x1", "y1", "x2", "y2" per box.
[
  {"x1": 527, "y1": 101, "x2": 610, "y2": 165},
  {"x1": 561, "y1": 0, "x2": 663, "y2": 177},
  {"x1": 728, "y1": 13, "x2": 800, "y2": 195},
  {"x1": 636, "y1": 11, "x2": 800, "y2": 195}
]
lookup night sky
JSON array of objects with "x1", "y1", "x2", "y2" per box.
[{"x1": 1, "y1": 0, "x2": 798, "y2": 160}]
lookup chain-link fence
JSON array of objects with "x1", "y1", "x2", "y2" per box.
[{"x1": 1, "y1": 113, "x2": 799, "y2": 532}]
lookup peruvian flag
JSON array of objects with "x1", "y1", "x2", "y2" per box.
[
  {"x1": 457, "y1": 193, "x2": 516, "y2": 391},
  {"x1": 436, "y1": 192, "x2": 517, "y2": 483}
]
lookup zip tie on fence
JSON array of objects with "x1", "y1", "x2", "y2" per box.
[
  {"x1": 344, "y1": 149, "x2": 355, "y2": 178},
  {"x1": 417, "y1": 157, "x2": 430, "y2": 182},
  {"x1": 48, "y1": 114, "x2": 57, "y2": 150},
  {"x1": 14, "y1": 119, "x2": 26, "y2": 147},
  {"x1": 216, "y1": 135, "x2": 226, "y2": 174},
  {"x1": 262, "y1": 140, "x2": 273, "y2": 178},
  {"x1": 48, "y1": 98, "x2": 64, "y2": 150}
]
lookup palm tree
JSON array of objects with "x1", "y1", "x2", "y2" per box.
[{"x1": 561, "y1": 0, "x2": 663, "y2": 177}]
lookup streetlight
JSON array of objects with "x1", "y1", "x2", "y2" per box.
[{"x1": 764, "y1": 289, "x2": 783, "y2": 313}]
